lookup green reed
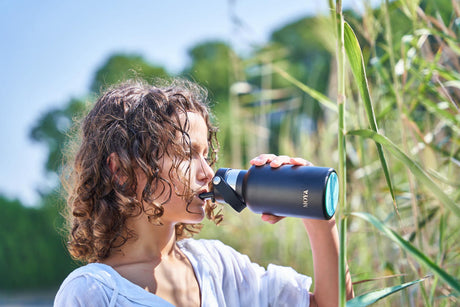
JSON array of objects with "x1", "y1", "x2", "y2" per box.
[
  {"x1": 199, "y1": 0, "x2": 460, "y2": 305},
  {"x1": 332, "y1": 0, "x2": 350, "y2": 305}
]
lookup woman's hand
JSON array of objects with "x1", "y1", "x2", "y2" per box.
[
  {"x1": 249, "y1": 154, "x2": 313, "y2": 168},
  {"x1": 249, "y1": 154, "x2": 313, "y2": 224}
]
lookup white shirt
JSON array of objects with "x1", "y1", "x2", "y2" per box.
[{"x1": 54, "y1": 239, "x2": 311, "y2": 307}]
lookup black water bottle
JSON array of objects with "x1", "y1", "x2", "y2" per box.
[{"x1": 199, "y1": 164, "x2": 339, "y2": 220}]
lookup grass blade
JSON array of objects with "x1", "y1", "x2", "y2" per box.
[
  {"x1": 350, "y1": 212, "x2": 460, "y2": 294},
  {"x1": 346, "y1": 277, "x2": 428, "y2": 307},
  {"x1": 348, "y1": 129, "x2": 460, "y2": 218},
  {"x1": 343, "y1": 22, "x2": 397, "y2": 211},
  {"x1": 334, "y1": 1, "x2": 348, "y2": 305},
  {"x1": 271, "y1": 64, "x2": 338, "y2": 113},
  {"x1": 418, "y1": 98, "x2": 460, "y2": 135}
]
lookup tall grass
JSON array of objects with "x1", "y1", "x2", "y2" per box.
[
  {"x1": 199, "y1": 0, "x2": 459, "y2": 305},
  {"x1": 332, "y1": 0, "x2": 351, "y2": 305}
]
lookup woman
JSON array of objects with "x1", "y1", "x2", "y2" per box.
[{"x1": 55, "y1": 78, "x2": 354, "y2": 306}]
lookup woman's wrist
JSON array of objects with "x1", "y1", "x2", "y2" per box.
[{"x1": 302, "y1": 217, "x2": 337, "y2": 235}]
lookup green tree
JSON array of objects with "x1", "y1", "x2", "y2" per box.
[
  {"x1": 30, "y1": 98, "x2": 86, "y2": 176},
  {"x1": 90, "y1": 53, "x2": 169, "y2": 94},
  {"x1": 31, "y1": 53, "x2": 171, "y2": 179},
  {"x1": 182, "y1": 41, "x2": 235, "y2": 103},
  {"x1": 0, "y1": 194, "x2": 76, "y2": 290}
]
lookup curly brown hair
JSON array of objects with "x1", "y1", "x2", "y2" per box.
[{"x1": 63, "y1": 78, "x2": 220, "y2": 263}]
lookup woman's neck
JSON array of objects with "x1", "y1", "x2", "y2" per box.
[{"x1": 103, "y1": 215, "x2": 180, "y2": 266}]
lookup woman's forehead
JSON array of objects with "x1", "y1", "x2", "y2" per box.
[{"x1": 178, "y1": 112, "x2": 207, "y2": 131}]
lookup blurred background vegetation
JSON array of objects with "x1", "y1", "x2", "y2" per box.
[{"x1": 1, "y1": 0, "x2": 459, "y2": 306}]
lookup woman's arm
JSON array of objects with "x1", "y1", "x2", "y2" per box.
[
  {"x1": 303, "y1": 218, "x2": 354, "y2": 307},
  {"x1": 252, "y1": 154, "x2": 354, "y2": 306}
]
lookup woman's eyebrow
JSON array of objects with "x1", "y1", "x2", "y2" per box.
[{"x1": 191, "y1": 142, "x2": 208, "y2": 154}]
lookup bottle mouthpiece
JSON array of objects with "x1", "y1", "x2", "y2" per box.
[{"x1": 198, "y1": 191, "x2": 214, "y2": 200}]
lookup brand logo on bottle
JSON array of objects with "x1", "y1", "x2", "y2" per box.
[{"x1": 302, "y1": 189, "x2": 309, "y2": 207}]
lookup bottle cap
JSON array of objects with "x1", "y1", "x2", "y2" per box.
[{"x1": 325, "y1": 171, "x2": 339, "y2": 218}]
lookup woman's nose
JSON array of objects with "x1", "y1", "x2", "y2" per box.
[{"x1": 198, "y1": 157, "x2": 215, "y2": 184}]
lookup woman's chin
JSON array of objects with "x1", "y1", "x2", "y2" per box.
[{"x1": 183, "y1": 206, "x2": 206, "y2": 223}]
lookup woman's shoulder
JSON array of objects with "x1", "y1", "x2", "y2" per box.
[
  {"x1": 59, "y1": 263, "x2": 118, "y2": 288},
  {"x1": 54, "y1": 263, "x2": 175, "y2": 307},
  {"x1": 177, "y1": 238, "x2": 252, "y2": 271},
  {"x1": 54, "y1": 263, "x2": 115, "y2": 306},
  {"x1": 177, "y1": 238, "x2": 237, "y2": 256}
]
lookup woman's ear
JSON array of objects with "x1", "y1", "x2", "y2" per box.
[
  {"x1": 107, "y1": 152, "x2": 127, "y2": 185},
  {"x1": 107, "y1": 152, "x2": 120, "y2": 175}
]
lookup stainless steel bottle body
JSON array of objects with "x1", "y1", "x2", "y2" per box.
[{"x1": 208, "y1": 164, "x2": 338, "y2": 220}]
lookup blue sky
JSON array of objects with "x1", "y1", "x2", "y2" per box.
[{"x1": 0, "y1": 0, "x2": 371, "y2": 205}]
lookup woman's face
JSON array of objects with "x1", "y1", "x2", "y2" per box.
[{"x1": 136, "y1": 111, "x2": 215, "y2": 225}]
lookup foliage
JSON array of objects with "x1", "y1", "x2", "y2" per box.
[
  {"x1": 204, "y1": 0, "x2": 460, "y2": 305},
  {"x1": 270, "y1": 15, "x2": 333, "y2": 118},
  {"x1": 182, "y1": 41, "x2": 235, "y2": 103},
  {"x1": 30, "y1": 98, "x2": 86, "y2": 176},
  {"x1": 346, "y1": 276, "x2": 428, "y2": 307},
  {"x1": 90, "y1": 54, "x2": 168, "y2": 94},
  {"x1": 182, "y1": 41, "x2": 241, "y2": 167},
  {"x1": 2, "y1": 1, "x2": 458, "y2": 306},
  {"x1": 0, "y1": 194, "x2": 77, "y2": 290}
]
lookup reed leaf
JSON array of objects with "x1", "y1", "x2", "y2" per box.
[
  {"x1": 271, "y1": 64, "x2": 338, "y2": 113},
  {"x1": 348, "y1": 129, "x2": 460, "y2": 218},
  {"x1": 444, "y1": 80, "x2": 460, "y2": 91},
  {"x1": 346, "y1": 277, "x2": 428, "y2": 307},
  {"x1": 417, "y1": 99, "x2": 460, "y2": 135},
  {"x1": 343, "y1": 22, "x2": 397, "y2": 210},
  {"x1": 333, "y1": 1, "x2": 348, "y2": 306},
  {"x1": 350, "y1": 212, "x2": 460, "y2": 295}
]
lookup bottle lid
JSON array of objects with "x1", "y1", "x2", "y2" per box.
[{"x1": 325, "y1": 171, "x2": 339, "y2": 218}]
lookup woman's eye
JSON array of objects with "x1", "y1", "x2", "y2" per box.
[
  {"x1": 186, "y1": 151, "x2": 201, "y2": 159},
  {"x1": 205, "y1": 153, "x2": 214, "y2": 164}
]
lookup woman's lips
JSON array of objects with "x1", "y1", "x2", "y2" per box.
[
  {"x1": 194, "y1": 188, "x2": 210, "y2": 200},
  {"x1": 197, "y1": 189, "x2": 214, "y2": 200},
  {"x1": 198, "y1": 190, "x2": 213, "y2": 200}
]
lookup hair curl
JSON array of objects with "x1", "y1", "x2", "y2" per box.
[{"x1": 63, "y1": 78, "x2": 221, "y2": 263}]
